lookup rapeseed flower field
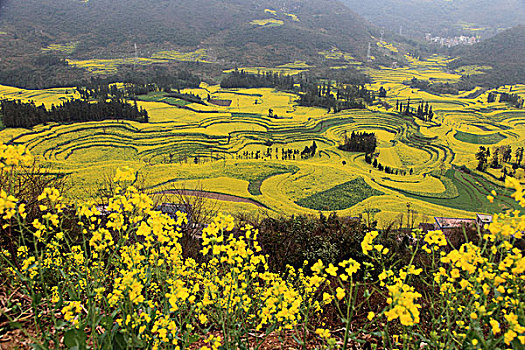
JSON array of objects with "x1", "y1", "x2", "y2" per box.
[
  {"x1": 1, "y1": 55, "x2": 524, "y2": 225},
  {"x1": 1, "y1": 146, "x2": 524, "y2": 349}
]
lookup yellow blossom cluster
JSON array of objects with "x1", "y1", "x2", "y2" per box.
[
  {"x1": 384, "y1": 279, "x2": 422, "y2": 326},
  {"x1": 0, "y1": 190, "x2": 17, "y2": 221},
  {"x1": 422, "y1": 229, "x2": 447, "y2": 253},
  {"x1": 1, "y1": 162, "x2": 524, "y2": 349},
  {"x1": 0, "y1": 144, "x2": 32, "y2": 170}
]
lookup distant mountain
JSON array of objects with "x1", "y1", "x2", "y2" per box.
[
  {"x1": 450, "y1": 25, "x2": 525, "y2": 86},
  {"x1": 0, "y1": 0, "x2": 384, "y2": 87},
  {"x1": 340, "y1": 0, "x2": 525, "y2": 38}
]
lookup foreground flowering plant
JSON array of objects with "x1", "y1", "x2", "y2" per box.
[{"x1": 0, "y1": 144, "x2": 524, "y2": 350}]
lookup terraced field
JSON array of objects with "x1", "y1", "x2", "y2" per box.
[{"x1": 1, "y1": 56, "x2": 524, "y2": 226}]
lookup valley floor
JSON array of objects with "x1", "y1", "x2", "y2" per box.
[{"x1": 1, "y1": 55, "x2": 524, "y2": 226}]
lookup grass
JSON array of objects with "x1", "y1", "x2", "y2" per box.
[{"x1": 295, "y1": 177, "x2": 384, "y2": 211}]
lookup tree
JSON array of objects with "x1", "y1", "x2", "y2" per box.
[
  {"x1": 476, "y1": 146, "x2": 488, "y2": 171},
  {"x1": 378, "y1": 86, "x2": 387, "y2": 98},
  {"x1": 502, "y1": 146, "x2": 512, "y2": 163},
  {"x1": 515, "y1": 147, "x2": 524, "y2": 166},
  {"x1": 338, "y1": 131, "x2": 377, "y2": 154},
  {"x1": 490, "y1": 149, "x2": 500, "y2": 169},
  {"x1": 427, "y1": 106, "x2": 434, "y2": 121}
]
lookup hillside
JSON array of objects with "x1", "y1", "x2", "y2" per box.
[
  {"x1": 340, "y1": 0, "x2": 525, "y2": 38},
  {"x1": 450, "y1": 25, "x2": 525, "y2": 86},
  {"x1": 0, "y1": 0, "x2": 381, "y2": 88}
]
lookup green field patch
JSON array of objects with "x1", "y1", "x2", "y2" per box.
[
  {"x1": 231, "y1": 113, "x2": 263, "y2": 118},
  {"x1": 220, "y1": 91, "x2": 263, "y2": 97},
  {"x1": 295, "y1": 177, "x2": 383, "y2": 211},
  {"x1": 137, "y1": 94, "x2": 191, "y2": 107},
  {"x1": 454, "y1": 131, "x2": 505, "y2": 144},
  {"x1": 393, "y1": 169, "x2": 518, "y2": 212},
  {"x1": 247, "y1": 165, "x2": 298, "y2": 195},
  {"x1": 378, "y1": 175, "x2": 459, "y2": 199}
]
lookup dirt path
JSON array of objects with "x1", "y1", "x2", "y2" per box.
[{"x1": 161, "y1": 190, "x2": 267, "y2": 208}]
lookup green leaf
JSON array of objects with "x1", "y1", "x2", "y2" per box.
[
  {"x1": 100, "y1": 316, "x2": 114, "y2": 330},
  {"x1": 112, "y1": 332, "x2": 126, "y2": 350},
  {"x1": 63, "y1": 329, "x2": 87, "y2": 350},
  {"x1": 512, "y1": 338, "x2": 525, "y2": 350},
  {"x1": 7, "y1": 321, "x2": 22, "y2": 330},
  {"x1": 188, "y1": 334, "x2": 200, "y2": 345}
]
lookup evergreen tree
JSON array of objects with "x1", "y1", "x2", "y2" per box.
[
  {"x1": 490, "y1": 149, "x2": 500, "y2": 169},
  {"x1": 476, "y1": 146, "x2": 488, "y2": 171}
]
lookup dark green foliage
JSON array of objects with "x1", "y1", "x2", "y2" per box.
[
  {"x1": 316, "y1": 67, "x2": 371, "y2": 85},
  {"x1": 0, "y1": 0, "x2": 375, "y2": 88},
  {"x1": 498, "y1": 92, "x2": 524, "y2": 108},
  {"x1": 396, "y1": 96, "x2": 435, "y2": 122},
  {"x1": 221, "y1": 70, "x2": 296, "y2": 90},
  {"x1": 298, "y1": 83, "x2": 372, "y2": 111},
  {"x1": 450, "y1": 26, "x2": 525, "y2": 87},
  {"x1": 476, "y1": 146, "x2": 489, "y2": 171},
  {"x1": 340, "y1": 0, "x2": 525, "y2": 38},
  {"x1": 0, "y1": 98, "x2": 148, "y2": 128},
  {"x1": 378, "y1": 86, "x2": 387, "y2": 98},
  {"x1": 339, "y1": 131, "x2": 377, "y2": 154},
  {"x1": 407, "y1": 78, "x2": 463, "y2": 95},
  {"x1": 247, "y1": 213, "x2": 368, "y2": 272}
]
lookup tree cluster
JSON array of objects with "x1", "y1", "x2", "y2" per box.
[
  {"x1": 0, "y1": 98, "x2": 149, "y2": 129},
  {"x1": 407, "y1": 77, "x2": 460, "y2": 95},
  {"x1": 220, "y1": 70, "x2": 295, "y2": 90},
  {"x1": 170, "y1": 92, "x2": 204, "y2": 105},
  {"x1": 396, "y1": 98, "x2": 434, "y2": 122},
  {"x1": 338, "y1": 131, "x2": 377, "y2": 154},
  {"x1": 498, "y1": 92, "x2": 524, "y2": 109},
  {"x1": 364, "y1": 154, "x2": 412, "y2": 176},
  {"x1": 406, "y1": 77, "x2": 476, "y2": 96},
  {"x1": 476, "y1": 145, "x2": 524, "y2": 180},
  {"x1": 238, "y1": 148, "x2": 301, "y2": 161},
  {"x1": 75, "y1": 69, "x2": 202, "y2": 101},
  {"x1": 298, "y1": 83, "x2": 372, "y2": 112},
  {"x1": 235, "y1": 143, "x2": 319, "y2": 161},
  {"x1": 378, "y1": 86, "x2": 387, "y2": 98},
  {"x1": 487, "y1": 91, "x2": 524, "y2": 108},
  {"x1": 301, "y1": 141, "x2": 318, "y2": 159}
]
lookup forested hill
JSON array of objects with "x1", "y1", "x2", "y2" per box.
[
  {"x1": 453, "y1": 26, "x2": 525, "y2": 66},
  {"x1": 449, "y1": 26, "x2": 525, "y2": 87},
  {"x1": 0, "y1": 0, "x2": 377, "y2": 88},
  {"x1": 340, "y1": 0, "x2": 525, "y2": 38}
]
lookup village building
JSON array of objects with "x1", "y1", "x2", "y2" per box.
[
  {"x1": 434, "y1": 217, "x2": 476, "y2": 232},
  {"x1": 476, "y1": 214, "x2": 493, "y2": 229}
]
